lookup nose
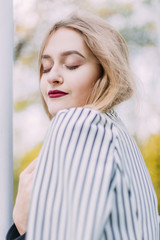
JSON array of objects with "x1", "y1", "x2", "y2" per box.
[{"x1": 47, "y1": 67, "x2": 63, "y2": 85}]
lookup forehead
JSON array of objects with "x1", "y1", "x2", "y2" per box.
[{"x1": 43, "y1": 27, "x2": 89, "y2": 56}]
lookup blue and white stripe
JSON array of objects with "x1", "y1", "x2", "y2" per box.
[{"x1": 26, "y1": 107, "x2": 159, "y2": 240}]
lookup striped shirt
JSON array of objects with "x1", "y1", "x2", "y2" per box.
[{"x1": 26, "y1": 107, "x2": 159, "y2": 240}]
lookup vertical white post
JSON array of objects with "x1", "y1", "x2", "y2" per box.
[{"x1": 0, "y1": 0, "x2": 13, "y2": 238}]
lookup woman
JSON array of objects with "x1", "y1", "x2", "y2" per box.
[{"x1": 7, "y1": 10, "x2": 159, "y2": 240}]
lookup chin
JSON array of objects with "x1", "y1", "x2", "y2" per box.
[
  {"x1": 48, "y1": 103, "x2": 83, "y2": 117},
  {"x1": 48, "y1": 106, "x2": 67, "y2": 117}
]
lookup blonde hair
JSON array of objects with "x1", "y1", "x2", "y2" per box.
[{"x1": 39, "y1": 10, "x2": 135, "y2": 119}]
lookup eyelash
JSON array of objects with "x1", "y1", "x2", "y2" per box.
[
  {"x1": 43, "y1": 69, "x2": 51, "y2": 74},
  {"x1": 66, "y1": 65, "x2": 79, "y2": 70},
  {"x1": 42, "y1": 65, "x2": 79, "y2": 74}
]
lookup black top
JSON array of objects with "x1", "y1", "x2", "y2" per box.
[{"x1": 6, "y1": 224, "x2": 26, "y2": 240}]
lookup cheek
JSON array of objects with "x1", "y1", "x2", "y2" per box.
[
  {"x1": 71, "y1": 79, "x2": 94, "y2": 98},
  {"x1": 70, "y1": 69, "x2": 99, "y2": 97},
  {"x1": 83, "y1": 65, "x2": 101, "y2": 84},
  {"x1": 39, "y1": 79, "x2": 46, "y2": 98}
]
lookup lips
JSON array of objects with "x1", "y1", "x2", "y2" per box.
[{"x1": 48, "y1": 90, "x2": 68, "y2": 98}]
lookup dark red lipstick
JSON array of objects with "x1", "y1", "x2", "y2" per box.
[{"x1": 48, "y1": 90, "x2": 68, "y2": 98}]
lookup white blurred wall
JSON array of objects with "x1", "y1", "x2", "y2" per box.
[{"x1": 0, "y1": 0, "x2": 13, "y2": 238}]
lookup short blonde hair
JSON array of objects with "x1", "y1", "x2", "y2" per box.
[{"x1": 39, "y1": 10, "x2": 135, "y2": 119}]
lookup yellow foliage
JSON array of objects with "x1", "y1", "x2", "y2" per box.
[
  {"x1": 14, "y1": 100, "x2": 31, "y2": 112},
  {"x1": 14, "y1": 92, "x2": 41, "y2": 112},
  {"x1": 13, "y1": 143, "x2": 42, "y2": 203},
  {"x1": 140, "y1": 133, "x2": 160, "y2": 213}
]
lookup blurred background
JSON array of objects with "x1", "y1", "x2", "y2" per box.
[{"x1": 13, "y1": 0, "x2": 160, "y2": 212}]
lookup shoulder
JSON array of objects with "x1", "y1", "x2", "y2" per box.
[
  {"x1": 48, "y1": 107, "x2": 121, "y2": 141},
  {"x1": 50, "y1": 107, "x2": 115, "y2": 131},
  {"x1": 47, "y1": 107, "x2": 118, "y2": 162},
  {"x1": 46, "y1": 107, "x2": 120, "y2": 180}
]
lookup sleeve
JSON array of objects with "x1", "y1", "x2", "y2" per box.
[
  {"x1": 6, "y1": 224, "x2": 26, "y2": 240},
  {"x1": 26, "y1": 107, "x2": 117, "y2": 240}
]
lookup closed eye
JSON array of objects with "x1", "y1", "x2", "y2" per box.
[
  {"x1": 66, "y1": 65, "x2": 79, "y2": 70},
  {"x1": 43, "y1": 68, "x2": 51, "y2": 74}
]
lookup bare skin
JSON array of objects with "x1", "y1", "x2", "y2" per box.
[{"x1": 13, "y1": 158, "x2": 37, "y2": 235}]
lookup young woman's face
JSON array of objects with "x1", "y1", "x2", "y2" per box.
[{"x1": 40, "y1": 27, "x2": 101, "y2": 117}]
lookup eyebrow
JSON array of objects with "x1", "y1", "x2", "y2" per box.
[{"x1": 41, "y1": 50, "x2": 85, "y2": 60}]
